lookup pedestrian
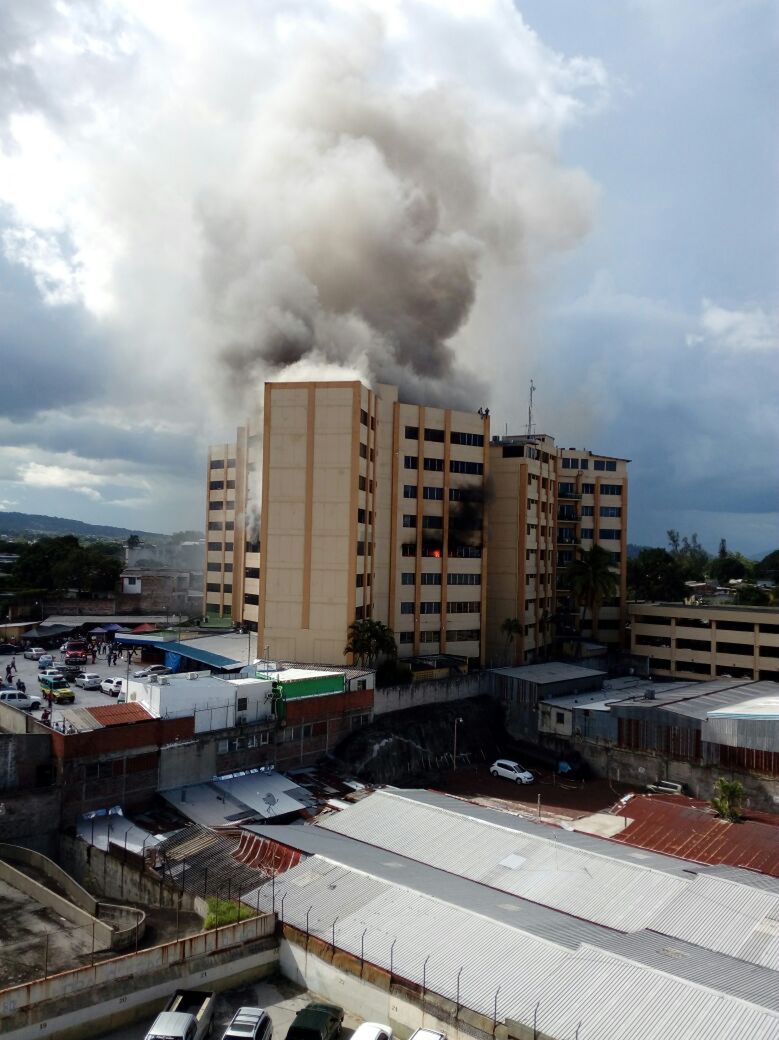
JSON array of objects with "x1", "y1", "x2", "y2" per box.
[
  {"x1": 91, "y1": 647, "x2": 97, "y2": 664},
  {"x1": 5, "y1": 665, "x2": 11, "y2": 684},
  {"x1": 10, "y1": 656, "x2": 17, "y2": 674}
]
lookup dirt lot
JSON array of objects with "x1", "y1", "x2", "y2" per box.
[{"x1": 428, "y1": 763, "x2": 636, "y2": 820}]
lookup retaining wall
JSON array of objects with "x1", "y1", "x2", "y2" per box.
[
  {"x1": 0, "y1": 914, "x2": 277, "y2": 1040},
  {"x1": 373, "y1": 673, "x2": 485, "y2": 716}
]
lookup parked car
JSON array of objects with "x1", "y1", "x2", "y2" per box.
[
  {"x1": 24, "y1": 647, "x2": 47, "y2": 660},
  {"x1": 74, "y1": 672, "x2": 102, "y2": 690},
  {"x1": 223, "y1": 1007, "x2": 273, "y2": 1040},
  {"x1": 0, "y1": 690, "x2": 42, "y2": 711},
  {"x1": 133, "y1": 664, "x2": 172, "y2": 678},
  {"x1": 408, "y1": 1031, "x2": 447, "y2": 1040},
  {"x1": 351, "y1": 1025, "x2": 393, "y2": 1040},
  {"x1": 64, "y1": 650, "x2": 88, "y2": 665},
  {"x1": 101, "y1": 677, "x2": 125, "y2": 697},
  {"x1": 285, "y1": 1003, "x2": 344, "y2": 1040},
  {"x1": 144, "y1": 990, "x2": 216, "y2": 1040},
  {"x1": 490, "y1": 759, "x2": 535, "y2": 784},
  {"x1": 0, "y1": 643, "x2": 22, "y2": 655},
  {"x1": 39, "y1": 668, "x2": 65, "y2": 681},
  {"x1": 38, "y1": 675, "x2": 75, "y2": 704},
  {"x1": 37, "y1": 655, "x2": 55, "y2": 670}
]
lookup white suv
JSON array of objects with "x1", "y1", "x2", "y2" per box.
[
  {"x1": 223, "y1": 1008, "x2": 272, "y2": 1040},
  {"x1": 0, "y1": 690, "x2": 42, "y2": 712},
  {"x1": 490, "y1": 759, "x2": 535, "y2": 784}
]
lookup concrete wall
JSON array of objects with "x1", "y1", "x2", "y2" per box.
[
  {"x1": 60, "y1": 836, "x2": 204, "y2": 913},
  {"x1": 0, "y1": 857, "x2": 113, "y2": 950},
  {"x1": 0, "y1": 787, "x2": 61, "y2": 850},
  {"x1": 0, "y1": 733, "x2": 51, "y2": 789},
  {"x1": 158, "y1": 738, "x2": 217, "y2": 789},
  {"x1": 374, "y1": 672, "x2": 484, "y2": 715},
  {"x1": 0, "y1": 843, "x2": 98, "y2": 913},
  {"x1": 0, "y1": 915, "x2": 277, "y2": 1040},
  {"x1": 279, "y1": 931, "x2": 495, "y2": 1040}
]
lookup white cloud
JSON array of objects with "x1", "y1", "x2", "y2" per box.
[{"x1": 687, "y1": 299, "x2": 778, "y2": 353}]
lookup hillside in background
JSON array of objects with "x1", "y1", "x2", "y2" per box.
[{"x1": 0, "y1": 511, "x2": 163, "y2": 542}]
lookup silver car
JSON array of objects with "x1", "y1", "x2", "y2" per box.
[
  {"x1": 75, "y1": 672, "x2": 102, "y2": 690},
  {"x1": 490, "y1": 759, "x2": 535, "y2": 784}
]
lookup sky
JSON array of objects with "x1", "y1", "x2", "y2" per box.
[{"x1": 0, "y1": 0, "x2": 776, "y2": 554}]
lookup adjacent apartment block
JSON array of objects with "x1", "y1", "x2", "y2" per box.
[
  {"x1": 629, "y1": 602, "x2": 779, "y2": 682},
  {"x1": 485, "y1": 434, "x2": 629, "y2": 665},
  {"x1": 206, "y1": 381, "x2": 629, "y2": 668}
]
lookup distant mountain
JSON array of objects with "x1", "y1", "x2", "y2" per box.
[
  {"x1": 0, "y1": 511, "x2": 163, "y2": 541},
  {"x1": 627, "y1": 543, "x2": 657, "y2": 559}
]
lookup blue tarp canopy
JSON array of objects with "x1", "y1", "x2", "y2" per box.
[{"x1": 113, "y1": 634, "x2": 239, "y2": 670}]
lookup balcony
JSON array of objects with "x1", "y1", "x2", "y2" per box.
[
  {"x1": 557, "y1": 534, "x2": 578, "y2": 546},
  {"x1": 557, "y1": 509, "x2": 579, "y2": 522},
  {"x1": 558, "y1": 487, "x2": 582, "y2": 500}
]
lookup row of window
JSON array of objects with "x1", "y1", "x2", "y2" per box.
[
  {"x1": 206, "y1": 582, "x2": 232, "y2": 593},
  {"x1": 207, "y1": 562, "x2": 233, "y2": 572},
  {"x1": 561, "y1": 457, "x2": 618, "y2": 471},
  {"x1": 209, "y1": 479, "x2": 236, "y2": 490},
  {"x1": 207, "y1": 541, "x2": 235, "y2": 552},
  {"x1": 355, "y1": 573, "x2": 373, "y2": 588},
  {"x1": 401, "y1": 544, "x2": 482, "y2": 558},
  {"x1": 404, "y1": 457, "x2": 484, "y2": 475},
  {"x1": 208, "y1": 520, "x2": 235, "y2": 531},
  {"x1": 357, "y1": 508, "x2": 374, "y2": 525},
  {"x1": 398, "y1": 629, "x2": 480, "y2": 644},
  {"x1": 209, "y1": 458, "x2": 236, "y2": 469},
  {"x1": 400, "y1": 601, "x2": 480, "y2": 615},
  {"x1": 580, "y1": 529, "x2": 622, "y2": 540},
  {"x1": 404, "y1": 426, "x2": 484, "y2": 447},
  {"x1": 359, "y1": 408, "x2": 376, "y2": 431},
  {"x1": 401, "y1": 572, "x2": 481, "y2": 586},
  {"x1": 358, "y1": 443, "x2": 375, "y2": 462},
  {"x1": 209, "y1": 501, "x2": 236, "y2": 511},
  {"x1": 402, "y1": 486, "x2": 477, "y2": 501}
]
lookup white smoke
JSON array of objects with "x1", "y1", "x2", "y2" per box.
[{"x1": 0, "y1": 0, "x2": 606, "y2": 420}]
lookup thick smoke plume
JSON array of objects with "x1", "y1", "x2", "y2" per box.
[{"x1": 0, "y1": 1, "x2": 605, "y2": 419}]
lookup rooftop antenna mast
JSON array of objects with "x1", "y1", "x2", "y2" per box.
[{"x1": 526, "y1": 379, "x2": 536, "y2": 437}]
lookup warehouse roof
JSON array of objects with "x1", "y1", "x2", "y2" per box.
[
  {"x1": 489, "y1": 662, "x2": 605, "y2": 684},
  {"x1": 160, "y1": 768, "x2": 314, "y2": 827}
]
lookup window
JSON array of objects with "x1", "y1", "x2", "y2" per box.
[
  {"x1": 422, "y1": 516, "x2": 443, "y2": 529},
  {"x1": 448, "y1": 601, "x2": 480, "y2": 613},
  {"x1": 356, "y1": 574, "x2": 364, "y2": 588},
  {"x1": 209, "y1": 501, "x2": 224, "y2": 511},
  {"x1": 401, "y1": 572, "x2": 415, "y2": 585},
  {"x1": 419, "y1": 631, "x2": 439, "y2": 644},
  {"x1": 226, "y1": 521, "x2": 234, "y2": 531},
  {"x1": 207, "y1": 562, "x2": 221, "y2": 572},
  {"x1": 594, "y1": 460, "x2": 605, "y2": 470},
  {"x1": 360, "y1": 408, "x2": 369, "y2": 426},
  {"x1": 226, "y1": 458, "x2": 236, "y2": 468},
  {"x1": 402, "y1": 514, "x2": 417, "y2": 528},
  {"x1": 582, "y1": 483, "x2": 595, "y2": 494},
  {"x1": 580, "y1": 459, "x2": 589, "y2": 469},
  {"x1": 424, "y1": 427, "x2": 445, "y2": 442},
  {"x1": 594, "y1": 459, "x2": 617, "y2": 471},
  {"x1": 226, "y1": 501, "x2": 235, "y2": 510},
  {"x1": 450, "y1": 431, "x2": 484, "y2": 446},
  {"x1": 357, "y1": 541, "x2": 365, "y2": 556},
  {"x1": 424, "y1": 457, "x2": 445, "y2": 472},
  {"x1": 403, "y1": 485, "x2": 418, "y2": 498},
  {"x1": 446, "y1": 628, "x2": 480, "y2": 642},
  {"x1": 236, "y1": 697, "x2": 248, "y2": 712},
  {"x1": 209, "y1": 480, "x2": 224, "y2": 490},
  {"x1": 245, "y1": 567, "x2": 259, "y2": 579},
  {"x1": 357, "y1": 508, "x2": 366, "y2": 524},
  {"x1": 599, "y1": 529, "x2": 621, "y2": 540},
  {"x1": 420, "y1": 573, "x2": 441, "y2": 585},
  {"x1": 359, "y1": 442, "x2": 368, "y2": 459},
  {"x1": 245, "y1": 594, "x2": 259, "y2": 605},
  {"x1": 611, "y1": 552, "x2": 621, "y2": 565},
  {"x1": 224, "y1": 563, "x2": 233, "y2": 572},
  {"x1": 226, "y1": 479, "x2": 236, "y2": 489},
  {"x1": 419, "y1": 601, "x2": 441, "y2": 614},
  {"x1": 401, "y1": 543, "x2": 417, "y2": 556},
  {"x1": 449, "y1": 487, "x2": 468, "y2": 501},
  {"x1": 127, "y1": 576, "x2": 137, "y2": 585},
  {"x1": 558, "y1": 483, "x2": 576, "y2": 497},
  {"x1": 448, "y1": 573, "x2": 480, "y2": 585},
  {"x1": 206, "y1": 583, "x2": 221, "y2": 592},
  {"x1": 399, "y1": 631, "x2": 414, "y2": 644},
  {"x1": 556, "y1": 711, "x2": 565, "y2": 725},
  {"x1": 207, "y1": 541, "x2": 222, "y2": 551},
  {"x1": 423, "y1": 486, "x2": 444, "y2": 501},
  {"x1": 449, "y1": 545, "x2": 481, "y2": 558},
  {"x1": 355, "y1": 606, "x2": 364, "y2": 620},
  {"x1": 450, "y1": 460, "x2": 483, "y2": 475},
  {"x1": 359, "y1": 475, "x2": 367, "y2": 491},
  {"x1": 581, "y1": 505, "x2": 594, "y2": 516},
  {"x1": 401, "y1": 602, "x2": 415, "y2": 614},
  {"x1": 208, "y1": 521, "x2": 223, "y2": 531},
  {"x1": 601, "y1": 506, "x2": 621, "y2": 518},
  {"x1": 210, "y1": 459, "x2": 224, "y2": 469},
  {"x1": 404, "y1": 456, "x2": 418, "y2": 470},
  {"x1": 601, "y1": 484, "x2": 622, "y2": 496},
  {"x1": 580, "y1": 528, "x2": 594, "y2": 539},
  {"x1": 405, "y1": 425, "x2": 419, "y2": 440}
]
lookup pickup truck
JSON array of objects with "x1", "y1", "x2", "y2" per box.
[
  {"x1": 145, "y1": 990, "x2": 216, "y2": 1040},
  {"x1": 285, "y1": 1003, "x2": 344, "y2": 1040}
]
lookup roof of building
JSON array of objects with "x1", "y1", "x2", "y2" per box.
[
  {"x1": 611, "y1": 794, "x2": 779, "y2": 877},
  {"x1": 114, "y1": 634, "x2": 241, "y2": 669},
  {"x1": 488, "y1": 662, "x2": 606, "y2": 684},
  {"x1": 244, "y1": 808, "x2": 779, "y2": 1040},
  {"x1": 160, "y1": 768, "x2": 314, "y2": 827},
  {"x1": 76, "y1": 812, "x2": 162, "y2": 854},
  {"x1": 87, "y1": 702, "x2": 153, "y2": 726},
  {"x1": 152, "y1": 823, "x2": 268, "y2": 897},
  {"x1": 42, "y1": 614, "x2": 185, "y2": 626}
]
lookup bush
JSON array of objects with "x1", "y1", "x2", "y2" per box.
[{"x1": 203, "y1": 898, "x2": 253, "y2": 929}]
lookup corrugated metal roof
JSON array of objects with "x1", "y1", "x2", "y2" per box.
[
  {"x1": 318, "y1": 788, "x2": 690, "y2": 931},
  {"x1": 613, "y1": 794, "x2": 779, "y2": 877},
  {"x1": 87, "y1": 702, "x2": 152, "y2": 726},
  {"x1": 489, "y1": 662, "x2": 605, "y2": 683},
  {"x1": 245, "y1": 854, "x2": 779, "y2": 1039}
]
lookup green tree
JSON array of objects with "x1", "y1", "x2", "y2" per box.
[
  {"x1": 344, "y1": 619, "x2": 397, "y2": 668},
  {"x1": 565, "y1": 545, "x2": 619, "y2": 641},
  {"x1": 627, "y1": 548, "x2": 686, "y2": 601},
  {"x1": 755, "y1": 549, "x2": 779, "y2": 582},
  {"x1": 711, "y1": 778, "x2": 745, "y2": 822},
  {"x1": 734, "y1": 583, "x2": 770, "y2": 606},
  {"x1": 11, "y1": 535, "x2": 121, "y2": 594},
  {"x1": 500, "y1": 617, "x2": 521, "y2": 663},
  {"x1": 126, "y1": 534, "x2": 141, "y2": 548},
  {"x1": 667, "y1": 530, "x2": 710, "y2": 581}
]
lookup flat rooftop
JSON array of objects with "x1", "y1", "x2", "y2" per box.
[{"x1": 489, "y1": 662, "x2": 606, "y2": 684}]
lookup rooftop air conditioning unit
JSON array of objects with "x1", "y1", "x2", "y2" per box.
[
  {"x1": 237, "y1": 714, "x2": 248, "y2": 725},
  {"x1": 187, "y1": 672, "x2": 198, "y2": 680}
]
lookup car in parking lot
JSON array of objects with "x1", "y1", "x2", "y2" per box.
[
  {"x1": 490, "y1": 759, "x2": 535, "y2": 784},
  {"x1": 24, "y1": 647, "x2": 47, "y2": 660},
  {"x1": 0, "y1": 643, "x2": 22, "y2": 655},
  {"x1": 101, "y1": 677, "x2": 125, "y2": 697},
  {"x1": 37, "y1": 655, "x2": 55, "y2": 670},
  {"x1": 285, "y1": 1003, "x2": 344, "y2": 1040},
  {"x1": 38, "y1": 675, "x2": 75, "y2": 704},
  {"x1": 351, "y1": 1024, "x2": 393, "y2": 1040},
  {"x1": 74, "y1": 672, "x2": 102, "y2": 690},
  {"x1": 133, "y1": 664, "x2": 172, "y2": 679},
  {"x1": 222, "y1": 1007, "x2": 273, "y2": 1040},
  {"x1": 0, "y1": 689, "x2": 42, "y2": 711}
]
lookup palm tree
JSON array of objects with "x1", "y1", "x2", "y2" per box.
[
  {"x1": 565, "y1": 545, "x2": 618, "y2": 641},
  {"x1": 711, "y1": 778, "x2": 745, "y2": 822},
  {"x1": 344, "y1": 619, "x2": 397, "y2": 668},
  {"x1": 500, "y1": 617, "x2": 521, "y2": 664}
]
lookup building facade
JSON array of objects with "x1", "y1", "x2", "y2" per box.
[
  {"x1": 206, "y1": 381, "x2": 629, "y2": 667},
  {"x1": 629, "y1": 602, "x2": 779, "y2": 682}
]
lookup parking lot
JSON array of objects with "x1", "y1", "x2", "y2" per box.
[
  {"x1": 2, "y1": 645, "x2": 147, "y2": 719},
  {"x1": 97, "y1": 977, "x2": 364, "y2": 1040}
]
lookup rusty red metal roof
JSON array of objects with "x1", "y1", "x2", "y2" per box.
[
  {"x1": 611, "y1": 793, "x2": 779, "y2": 877},
  {"x1": 86, "y1": 702, "x2": 153, "y2": 726}
]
